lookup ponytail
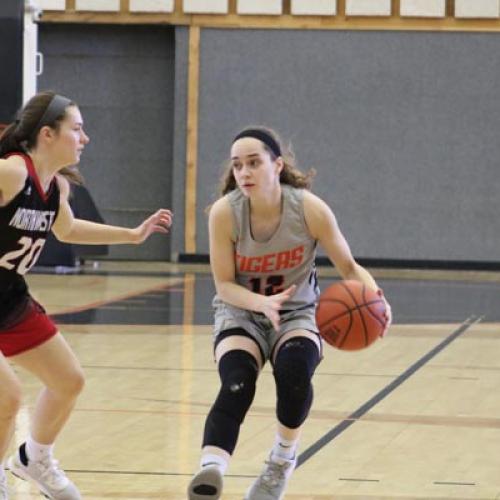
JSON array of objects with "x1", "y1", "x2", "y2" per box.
[
  {"x1": 59, "y1": 166, "x2": 83, "y2": 185},
  {"x1": 0, "y1": 122, "x2": 25, "y2": 157}
]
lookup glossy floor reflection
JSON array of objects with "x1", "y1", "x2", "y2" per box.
[{"x1": 49, "y1": 271, "x2": 500, "y2": 325}]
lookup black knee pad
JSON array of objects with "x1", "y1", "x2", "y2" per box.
[
  {"x1": 273, "y1": 337, "x2": 320, "y2": 429},
  {"x1": 202, "y1": 349, "x2": 258, "y2": 454}
]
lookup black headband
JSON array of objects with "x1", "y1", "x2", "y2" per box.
[
  {"x1": 233, "y1": 128, "x2": 281, "y2": 158},
  {"x1": 34, "y1": 94, "x2": 72, "y2": 134}
]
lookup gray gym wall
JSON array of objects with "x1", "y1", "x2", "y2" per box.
[
  {"x1": 191, "y1": 28, "x2": 499, "y2": 264},
  {"x1": 38, "y1": 23, "x2": 175, "y2": 260},
  {"x1": 39, "y1": 25, "x2": 500, "y2": 264}
]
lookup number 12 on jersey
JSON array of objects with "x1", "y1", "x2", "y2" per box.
[{"x1": 249, "y1": 275, "x2": 284, "y2": 296}]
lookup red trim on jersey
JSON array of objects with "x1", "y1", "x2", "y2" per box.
[
  {"x1": 0, "y1": 299, "x2": 58, "y2": 357},
  {"x1": 4, "y1": 152, "x2": 55, "y2": 203}
]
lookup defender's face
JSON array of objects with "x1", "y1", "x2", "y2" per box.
[{"x1": 51, "y1": 105, "x2": 90, "y2": 166}]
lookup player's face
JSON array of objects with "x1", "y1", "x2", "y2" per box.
[
  {"x1": 52, "y1": 106, "x2": 89, "y2": 166},
  {"x1": 230, "y1": 138, "x2": 282, "y2": 196}
]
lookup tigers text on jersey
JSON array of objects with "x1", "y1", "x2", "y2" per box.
[
  {"x1": 0, "y1": 153, "x2": 60, "y2": 321},
  {"x1": 220, "y1": 184, "x2": 319, "y2": 310}
]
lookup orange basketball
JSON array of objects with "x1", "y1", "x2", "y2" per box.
[{"x1": 316, "y1": 280, "x2": 387, "y2": 351}]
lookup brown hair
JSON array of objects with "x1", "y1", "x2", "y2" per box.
[
  {"x1": 219, "y1": 126, "x2": 314, "y2": 196},
  {"x1": 0, "y1": 91, "x2": 83, "y2": 184}
]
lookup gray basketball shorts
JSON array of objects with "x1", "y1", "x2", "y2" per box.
[{"x1": 213, "y1": 301, "x2": 321, "y2": 362}]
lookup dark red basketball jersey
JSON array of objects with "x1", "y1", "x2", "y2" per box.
[{"x1": 0, "y1": 153, "x2": 60, "y2": 324}]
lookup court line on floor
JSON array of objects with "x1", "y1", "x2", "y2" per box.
[
  {"x1": 297, "y1": 315, "x2": 482, "y2": 467},
  {"x1": 65, "y1": 469, "x2": 254, "y2": 478}
]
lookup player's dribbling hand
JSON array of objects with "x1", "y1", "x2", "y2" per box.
[
  {"x1": 259, "y1": 284, "x2": 297, "y2": 332},
  {"x1": 377, "y1": 289, "x2": 392, "y2": 337},
  {"x1": 132, "y1": 209, "x2": 173, "y2": 243}
]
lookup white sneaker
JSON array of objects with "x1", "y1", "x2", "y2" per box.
[
  {"x1": 187, "y1": 466, "x2": 223, "y2": 499},
  {"x1": 244, "y1": 454, "x2": 296, "y2": 500},
  {"x1": 7, "y1": 444, "x2": 81, "y2": 500},
  {"x1": 0, "y1": 470, "x2": 8, "y2": 500}
]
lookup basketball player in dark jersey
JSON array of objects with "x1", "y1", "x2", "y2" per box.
[
  {"x1": 0, "y1": 91, "x2": 172, "y2": 500},
  {"x1": 188, "y1": 127, "x2": 391, "y2": 500}
]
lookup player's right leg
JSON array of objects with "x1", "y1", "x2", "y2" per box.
[{"x1": 188, "y1": 330, "x2": 263, "y2": 499}]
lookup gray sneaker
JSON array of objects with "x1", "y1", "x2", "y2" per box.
[
  {"x1": 244, "y1": 454, "x2": 296, "y2": 500},
  {"x1": 0, "y1": 471, "x2": 8, "y2": 500},
  {"x1": 7, "y1": 444, "x2": 81, "y2": 500},
  {"x1": 187, "y1": 466, "x2": 223, "y2": 499}
]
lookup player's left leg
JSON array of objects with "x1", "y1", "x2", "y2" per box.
[{"x1": 245, "y1": 330, "x2": 321, "y2": 500}]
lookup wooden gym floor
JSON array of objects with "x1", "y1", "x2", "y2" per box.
[{"x1": 4, "y1": 262, "x2": 500, "y2": 500}]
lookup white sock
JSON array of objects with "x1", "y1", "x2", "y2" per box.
[
  {"x1": 271, "y1": 435, "x2": 298, "y2": 461},
  {"x1": 26, "y1": 437, "x2": 54, "y2": 462},
  {"x1": 200, "y1": 453, "x2": 228, "y2": 476},
  {"x1": 0, "y1": 464, "x2": 5, "y2": 479}
]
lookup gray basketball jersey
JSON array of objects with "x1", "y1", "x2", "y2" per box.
[{"x1": 223, "y1": 184, "x2": 319, "y2": 310}]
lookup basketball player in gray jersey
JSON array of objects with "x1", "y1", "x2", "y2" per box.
[{"x1": 188, "y1": 127, "x2": 391, "y2": 500}]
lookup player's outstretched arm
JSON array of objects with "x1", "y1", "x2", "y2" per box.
[{"x1": 51, "y1": 175, "x2": 172, "y2": 245}]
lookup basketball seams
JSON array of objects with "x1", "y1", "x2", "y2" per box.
[
  {"x1": 363, "y1": 301, "x2": 387, "y2": 328},
  {"x1": 316, "y1": 300, "x2": 353, "y2": 348},
  {"x1": 339, "y1": 280, "x2": 359, "y2": 308},
  {"x1": 317, "y1": 298, "x2": 378, "y2": 348},
  {"x1": 316, "y1": 280, "x2": 386, "y2": 350},
  {"x1": 361, "y1": 286, "x2": 387, "y2": 329},
  {"x1": 337, "y1": 310, "x2": 353, "y2": 349},
  {"x1": 316, "y1": 299, "x2": 382, "y2": 328},
  {"x1": 356, "y1": 305, "x2": 370, "y2": 348},
  {"x1": 316, "y1": 298, "x2": 353, "y2": 328}
]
